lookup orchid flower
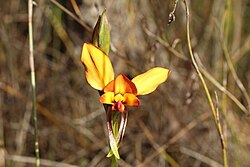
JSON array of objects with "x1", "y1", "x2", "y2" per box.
[
  {"x1": 81, "y1": 9, "x2": 170, "y2": 161},
  {"x1": 81, "y1": 42, "x2": 170, "y2": 159},
  {"x1": 81, "y1": 42, "x2": 170, "y2": 112}
]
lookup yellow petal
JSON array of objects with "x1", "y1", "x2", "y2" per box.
[
  {"x1": 103, "y1": 74, "x2": 137, "y2": 95},
  {"x1": 100, "y1": 92, "x2": 115, "y2": 105},
  {"x1": 124, "y1": 93, "x2": 140, "y2": 106},
  {"x1": 132, "y1": 67, "x2": 170, "y2": 95},
  {"x1": 81, "y1": 43, "x2": 114, "y2": 90}
]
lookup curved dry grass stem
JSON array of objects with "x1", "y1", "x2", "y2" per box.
[{"x1": 183, "y1": 0, "x2": 228, "y2": 167}]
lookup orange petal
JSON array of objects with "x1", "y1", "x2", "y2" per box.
[
  {"x1": 124, "y1": 93, "x2": 140, "y2": 106},
  {"x1": 100, "y1": 92, "x2": 114, "y2": 104},
  {"x1": 132, "y1": 67, "x2": 170, "y2": 95},
  {"x1": 103, "y1": 74, "x2": 137, "y2": 95},
  {"x1": 81, "y1": 43, "x2": 114, "y2": 90}
]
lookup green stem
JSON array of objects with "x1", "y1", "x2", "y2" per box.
[
  {"x1": 110, "y1": 155, "x2": 118, "y2": 167},
  {"x1": 28, "y1": 0, "x2": 40, "y2": 166}
]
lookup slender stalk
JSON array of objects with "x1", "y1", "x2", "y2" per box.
[
  {"x1": 110, "y1": 155, "x2": 118, "y2": 167},
  {"x1": 183, "y1": 1, "x2": 228, "y2": 167},
  {"x1": 28, "y1": 0, "x2": 40, "y2": 166}
]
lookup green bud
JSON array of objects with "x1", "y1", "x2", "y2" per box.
[{"x1": 92, "y1": 9, "x2": 110, "y2": 55}]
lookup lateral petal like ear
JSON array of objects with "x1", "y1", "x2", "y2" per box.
[
  {"x1": 100, "y1": 92, "x2": 115, "y2": 105},
  {"x1": 81, "y1": 43, "x2": 114, "y2": 90},
  {"x1": 123, "y1": 93, "x2": 140, "y2": 106},
  {"x1": 132, "y1": 67, "x2": 170, "y2": 95}
]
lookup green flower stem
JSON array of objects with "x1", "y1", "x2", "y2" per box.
[
  {"x1": 112, "y1": 110, "x2": 119, "y2": 138},
  {"x1": 112, "y1": 110, "x2": 120, "y2": 161},
  {"x1": 110, "y1": 154, "x2": 118, "y2": 167},
  {"x1": 111, "y1": 111, "x2": 119, "y2": 167}
]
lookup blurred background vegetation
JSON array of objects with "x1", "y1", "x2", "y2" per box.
[{"x1": 0, "y1": 0, "x2": 250, "y2": 166}]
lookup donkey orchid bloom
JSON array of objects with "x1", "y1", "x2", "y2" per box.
[{"x1": 81, "y1": 43, "x2": 170, "y2": 112}]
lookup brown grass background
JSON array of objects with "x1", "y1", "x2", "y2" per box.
[{"x1": 0, "y1": 0, "x2": 250, "y2": 166}]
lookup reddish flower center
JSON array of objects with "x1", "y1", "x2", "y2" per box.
[
  {"x1": 112, "y1": 101, "x2": 125, "y2": 112},
  {"x1": 112, "y1": 94, "x2": 125, "y2": 112}
]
